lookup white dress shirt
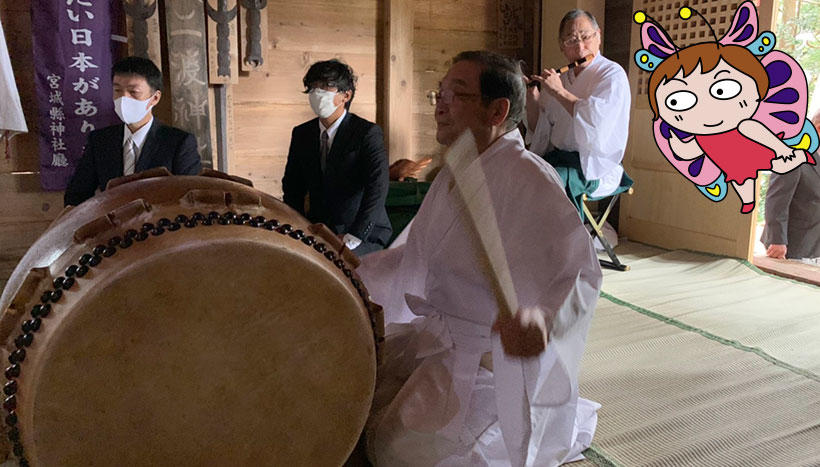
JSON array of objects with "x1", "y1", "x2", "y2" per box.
[
  {"x1": 318, "y1": 109, "x2": 346, "y2": 153},
  {"x1": 319, "y1": 110, "x2": 362, "y2": 250},
  {"x1": 122, "y1": 116, "x2": 154, "y2": 171}
]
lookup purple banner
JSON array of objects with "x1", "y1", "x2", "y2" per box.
[{"x1": 32, "y1": 0, "x2": 120, "y2": 191}]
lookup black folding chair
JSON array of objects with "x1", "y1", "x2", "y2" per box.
[{"x1": 582, "y1": 172, "x2": 634, "y2": 271}]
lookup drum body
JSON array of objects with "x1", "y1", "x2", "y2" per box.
[{"x1": 0, "y1": 171, "x2": 382, "y2": 466}]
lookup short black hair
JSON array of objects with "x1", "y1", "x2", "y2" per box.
[
  {"x1": 302, "y1": 59, "x2": 356, "y2": 110},
  {"x1": 111, "y1": 56, "x2": 163, "y2": 93},
  {"x1": 452, "y1": 51, "x2": 526, "y2": 131}
]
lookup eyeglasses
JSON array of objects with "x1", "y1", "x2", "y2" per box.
[
  {"x1": 426, "y1": 89, "x2": 482, "y2": 106},
  {"x1": 560, "y1": 30, "x2": 597, "y2": 47}
]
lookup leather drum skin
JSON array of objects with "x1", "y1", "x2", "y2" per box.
[{"x1": 0, "y1": 169, "x2": 383, "y2": 466}]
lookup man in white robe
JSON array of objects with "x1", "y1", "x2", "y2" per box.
[
  {"x1": 526, "y1": 9, "x2": 631, "y2": 215},
  {"x1": 359, "y1": 51, "x2": 602, "y2": 466}
]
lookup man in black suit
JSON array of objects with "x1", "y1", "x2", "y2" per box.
[
  {"x1": 762, "y1": 110, "x2": 820, "y2": 264},
  {"x1": 64, "y1": 56, "x2": 201, "y2": 206},
  {"x1": 283, "y1": 59, "x2": 391, "y2": 255}
]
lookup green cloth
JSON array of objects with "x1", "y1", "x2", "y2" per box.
[
  {"x1": 385, "y1": 180, "x2": 431, "y2": 243},
  {"x1": 543, "y1": 149, "x2": 599, "y2": 220}
]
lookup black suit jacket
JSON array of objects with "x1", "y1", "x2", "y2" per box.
[
  {"x1": 282, "y1": 112, "x2": 391, "y2": 246},
  {"x1": 64, "y1": 120, "x2": 201, "y2": 206},
  {"x1": 761, "y1": 159, "x2": 820, "y2": 259}
]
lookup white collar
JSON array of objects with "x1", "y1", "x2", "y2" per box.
[
  {"x1": 123, "y1": 116, "x2": 154, "y2": 150},
  {"x1": 318, "y1": 109, "x2": 347, "y2": 138},
  {"x1": 481, "y1": 129, "x2": 523, "y2": 160},
  {"x1": 566, "y1": 53, "x2": 601, "y2": 84}
]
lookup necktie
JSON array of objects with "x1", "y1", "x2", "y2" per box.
[
  {"x1": 320, "y1": 130, "x2": 329, "y2": 173},
  {"x1": 123, "y1": 136, "x2": 136, "y2": 176}
]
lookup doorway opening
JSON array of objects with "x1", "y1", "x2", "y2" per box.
[{"x1": 752, "y1": 0, "x2": 820, "y2": 285}]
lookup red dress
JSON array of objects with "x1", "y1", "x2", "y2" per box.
[{"x1": 695, "y1": 129, "x2": 776, "y2": 184}]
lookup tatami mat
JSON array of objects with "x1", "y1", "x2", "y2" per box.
[{"x1": 580, "y1": 243, "x2": 820, "y2": 466}]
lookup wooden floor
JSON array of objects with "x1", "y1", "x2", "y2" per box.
[{"x1": 752, "y1": 255, "x2": 820, "y2": 287}]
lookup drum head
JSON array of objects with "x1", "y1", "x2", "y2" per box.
[{"x1": 24, "y1": 227, "x2": 375, "y2": 465}]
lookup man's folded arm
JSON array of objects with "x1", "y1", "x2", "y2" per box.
[
  {"x1": 349, "y1": 124, "x2": 389, "y2": 241},
  {"x1": 174, "y1": 132, "x2": 201, "y2": 175},
  {"x1": 282, "y1": 128, "x2": 308, "y2": 215},
  {"x1": 64, "y1": 136, "x2": 99, "y2": 206}
]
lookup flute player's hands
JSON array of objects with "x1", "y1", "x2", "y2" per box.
[{"x1": 540, "y1": 68, "x2": 565, "y2": 98}]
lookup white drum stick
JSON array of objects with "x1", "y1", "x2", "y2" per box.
[{"x1": 444, "y1": 130, "x2": 518, "y2": 321}]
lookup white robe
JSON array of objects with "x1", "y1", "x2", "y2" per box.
[
  {"x1": 359, "y1": 131, "x2": 603, "y2": 466},
  {"x1": 0, "y1": 17, "x2": 27, "y2": 142},
  {"x1": 527, "y1": 54, "x2": 630, "y2": 198}
]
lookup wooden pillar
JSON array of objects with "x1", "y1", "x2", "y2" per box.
[
  {"x1": 165, "y1": 0, "x2": 214, "y2": 169},
  {"x1": 383, "y1": 0, "x2": 414, "y2": 163}
]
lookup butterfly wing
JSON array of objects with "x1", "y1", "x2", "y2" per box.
[
  {"x1": 784, "y1": 120, "x2": 820, "y2": 154},
  {"x1": 720, "y1": 2, "x2": 815, "y2": 154},
  {"x1": 653, "y1": 119, "x2": 728, "y2": 201},
  {"x1": 719, "y1": 1, "x2": 759, "y2": 47},
  {"x1": 753, "y1": 51, "x2": 810, "y2": 141}
]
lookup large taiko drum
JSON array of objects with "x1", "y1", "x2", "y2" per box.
[{"x1": 0, "y1": 169, "x2": 383, "y2": 466}]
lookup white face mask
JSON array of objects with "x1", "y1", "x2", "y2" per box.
[
  {"x1": 308, "y1": 88, "x2": 341, "y2": 119},
  {"x1": 114, "y1": 94, "x2": 155, "y2": 125}
]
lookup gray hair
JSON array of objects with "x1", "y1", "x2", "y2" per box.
[
  {"x1": 559, "y1": 9, "x2": 599, "y2": 38},
  {"x1": 452, "y1": 51, "x2": 526, "y2": 131}
]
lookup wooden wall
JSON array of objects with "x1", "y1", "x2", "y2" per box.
[
  {"x1": 0, "y1": 2, "x2": 64, "y2": 287},
  {"x1": 229, "y1": 0, "x2": 539, "y2": 190},
  {"x1": 412, "y1": 0, "x2": 540, "y2": 168},
  {"x1": 229, "y1": 0, "x2": 380, "y2": 196},
  {"x1": 0, "y1": 0, "x2": 538, "y2": 286}
]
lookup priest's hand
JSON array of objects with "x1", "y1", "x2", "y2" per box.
[{"x1": 492, "y1": 307, "x2": 549, "y2": 357}]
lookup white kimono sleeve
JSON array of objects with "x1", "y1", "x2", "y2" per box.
[
  {"x1": 571, "y1": 67, "x2": 631, "y2": 181},
  {"x1": 526, "y1": 98, "x2": 554, "y2": 157}
]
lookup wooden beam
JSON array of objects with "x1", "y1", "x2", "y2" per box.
[
  {"x1": 123, "y1": 0, "x2": 162, "y2": 72},
  {"x1": 383, "y1": 0, "x2": 414, "y2": 162}
]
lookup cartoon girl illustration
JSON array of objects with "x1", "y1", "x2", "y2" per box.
[{"x1": 634, "y1": 1, "x2": 818, "y2": 213}]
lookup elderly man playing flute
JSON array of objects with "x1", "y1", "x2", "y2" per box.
[{"x1": 526, "y1": 9, "x2": 631, "y2": 218}]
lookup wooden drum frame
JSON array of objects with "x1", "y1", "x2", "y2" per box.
[{"x1": 0, "y1": 169, "x2": 383, "y2": 466}]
